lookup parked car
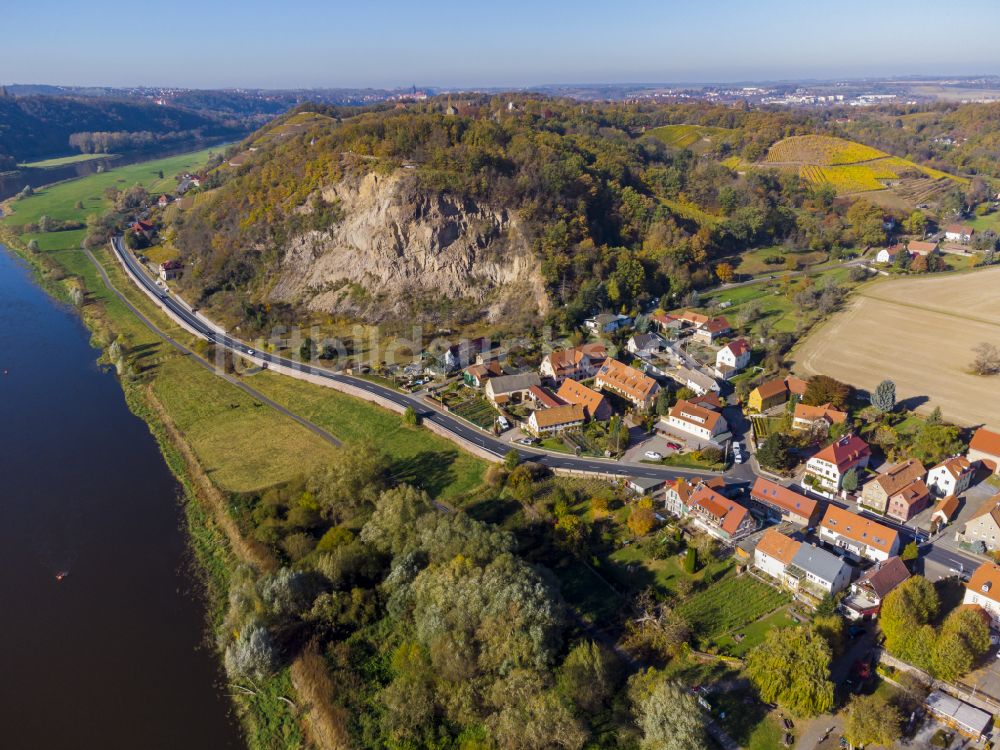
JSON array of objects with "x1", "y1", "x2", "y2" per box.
[
  {"x1": 666, "y1": 442, "x2": 681, "y2": 450},
  {"x1": 497, "y1": 416, "x2": 510, "y2": 430},
  {"x1": 645, "y1": 451, "x2": 663, "y2": 461},
  {"x1": 782, "y1": 718, "x2": 793, "y2": 730}
]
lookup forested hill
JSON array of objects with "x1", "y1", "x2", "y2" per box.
[{"x1": 0, "y1": 93, "x2": 242, "y2": 163}]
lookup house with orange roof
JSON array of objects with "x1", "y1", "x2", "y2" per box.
[
  {"x1": 677, "y1": 310, "x2": 710, "y2": 327},
  {"x1": 927, "y1": 456, "x2": 975, "y2": 498},
  {"x1": 957, "y1": 494, "x2": 1000, "y2": 552},
  {"x1": 688, "y1": 484, "x2": 756, "y2": 540},
  {"x1": 931, "y1": 495, "x2": 961, "y2": 529},
  {"x1": 525, "y1": 404, "x2": 586, "y2": 437},
  {"x1": 747, "y1": 375, "x2": 807, "y2": 413},
  {"x1": 594, "y1": 359, "x2": 660, "y2": 411},
  {"x1": 463, "y1": 360, "x2": 502, "y2": 388},
  {"x1": 963, "y1": 562, "x2": 1000, "y2": 624},
  {"x1": 715, "y1": 338, "x2": 751, "y2": 379},
  {"x1": 556, "y1": 378, "x2": 612, "y2": 421},
  {"x1": 663, "y1": 476, "x2": 726, "y2": 519},
  {"x1": 968, "y1": 427, "x2": 1000, "y2": 474},
  {"x1": 805, "y1": 435, "x2": 871, "y2": 492},
  {"x1": 859, "y1": 458, "x2": 925, "y2": 514},
  {"x1": 750, "y1": 477, "x2": 819, "y2": 527},
  {"x1": 527, "y1": 385, "x2": 564, "y2": 409},
  {"x1": 907, "y1": 239, "x2": 938, "y2": 256},
  {"x1": 945, "y1": 223, "x2": 975, "y2": 244},
  {"x1": 754, "y1": 529, "x2": 851, "y2": 596},
  {"x1": 754, "y1": 528, "x2": 801, "y2": 580},
  {"x1": 886, "y1": 478, "x2": 931, "y2": 523},
  {"x1": 539, "y1": 343, "x2": 606, "y2": 383},
  {"x1": 693, "y1": 316, "x2": 732, "y2": 343},
  {"x1": 664, "y1": 399, "x2": 728, "y2": 442},
  {"x1": 818, "y1": 504, "x2": 899, "y2": 562},
  {"x1": 792, "y1": 402, "x2": 848, "y2": 432}
]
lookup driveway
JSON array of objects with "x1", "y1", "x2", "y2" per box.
[{"x1": 622, "y1": 432, "x2": 681, "y2": 463}]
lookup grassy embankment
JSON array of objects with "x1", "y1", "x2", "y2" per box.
[
  {"x1": 1, "y1": 148, "x2": 486, "y2": 747},
  {"x1": 17, "y1": 153, "x2": 116, "y2": 168}
]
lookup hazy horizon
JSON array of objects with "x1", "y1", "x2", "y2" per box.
[{"x1": 4, "y1": 0, "x2": 999, "y2": 90}]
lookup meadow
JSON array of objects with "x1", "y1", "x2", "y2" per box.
[
  {"x1": 18, "y1": 153, "x2": 115, "y2": 168},
  {"x1": 647, "y1": 123, "x2": 738, "y2": 153}
]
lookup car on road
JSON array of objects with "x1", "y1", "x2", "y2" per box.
[
  {"x1": 644, "y1": 451, "x2": 663, "y2": 460},
  {"x1": 246, "y1": 349, "x2": 255, "y2": 356}
]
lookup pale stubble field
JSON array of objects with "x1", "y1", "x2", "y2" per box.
[{"x1": 793, "y1": 266, "x2": 1000, "y2": 429}]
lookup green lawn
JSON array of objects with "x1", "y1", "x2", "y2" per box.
[
  {"x1": 18, "y1": 153, "x2": 116, "y2": 168},
  {"x1": 244, "y1": 371, "x2": 486, "y2": 501},
  {"x1": 607, "y1": 541, "x2": 734, "y2": 597},
  {"x1": 679, "y1": 575, "x2": 790, "y2": 644},
  {"x1": 713, "y1": 607, "x2": 798, "y2": 657},
  {"x1": 2, "y1": 146, "x2": 222, "y2": 228}
]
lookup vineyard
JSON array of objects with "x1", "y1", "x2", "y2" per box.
[
  {"x1": 648, "y1": 124, "x2": 739, "y2": 153},
  {"x1": 765, "y1": 135, "x2": 887, "y2": 165},
  {"x1": 679, "y1": 575, "x2": 789, "y2": 640}
]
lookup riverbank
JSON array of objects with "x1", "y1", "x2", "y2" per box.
[{"x1": 1, "y1": 147, "x2": 488, "y2": 748}]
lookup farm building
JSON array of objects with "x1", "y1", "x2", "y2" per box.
[
  {"x1": 907, "y1": 239, "x2": 938, "y2": 256},
  {"x1": 944, "y1": 223, "x2": 975, "y2": 243},
  {"x1": 485, "y1": 373, "x2": 541, "y2": 406}
]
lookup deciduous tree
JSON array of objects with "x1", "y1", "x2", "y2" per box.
[
  {"x1": 636, "y1": 678, "x2": 709, "y2": 750},
  {"x1": 843, "y1": 694, "x2": 902, "y2": 749},
  {"x1": 746, "y1": 626, "x2": 834, "y2": 717}
]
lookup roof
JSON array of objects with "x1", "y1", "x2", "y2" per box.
[
  {"x1": 676, "y1": 366, "x2": 718, "y2": 391},
  {"x1": 700, "y1": 316, "x2": 732, "y2": 334},
  {"x1": 791, "y1": 543, "x2": 848, "y2": 584},
  {"x1": 931, "y1": 455, "x2": 973, "y2": 481},
  {"x1": 159, "y1": 259, "x2": 183, "y2": 270},
  {"x1": 925, "y1": 691, "x2": 991, "y2": 736},
  {"x1": 690, "y1": 484, "x2": 750, "y2": 535},
  {"x1": 868, "y1": 459, "x2": 926, "y2": 496},
  {"x1": 934, "y1": 494, "x2": 960, "y2": 521},
  {"x1": 969, "y1": 494, "x2": 1000, "y2": 527},
  {"x1": 652, "y1": 312, "x2": 681, "y2": 328},
  {"x1": 669, "y1": 399, "x2": 724, "y2": 432},
  {"x1": 820, "y1": 504, "x2": 898, "y2": 554},
  {"x1": 810, "y1": 434, "x2": 871, "y2": 472},
  {"x1": 890, "y1": 479, "x2": 929, "y2": 508},
  {"x1": 668, "y1": 476, "x2": 726, "y2": 504},
  {"x1": 629, "y1": 475, "x2": 668, "y2": 491},
  {"x1": 752, "y1": 377, "x2": 790, "y2": 401},
  {"x1": 750, "y1": 477, "x2": 818, "y2": 519},
  {"x1": 487, "y1": 372, "x2": 541, "y2": 395},
  {"x1": 545, "y1": 344, "x2": 606, "y2": 376},
  {"x1": 794, "y1": 402, "x2": 848, "y2": 425},
  {"x1": 755, "y1": 528, "x2": 801, "y2": 565},
  {"x1": 855, "y1": 556, "x2": 910, "y2": 599},
  {"x1": 967, "y1": 562, "x2": 1000, "y2": 604},
  {"x1": 530, "y1": 403, "x2": 585, "y2": 429},
  {"x1": 724, "y1": 338, "x2": 750, "y2": 357},
  {"x1": 970, "y1": 427, "x2": 1000, "y2": 458},
  {"x1": 630, "y1": 333, "x2": 662, "y2": 349},
  {"x1": 596, "y1": 359, "x2": 659, "y2": 402},
  {"x1": 907, "y1": 240, "x2": 938, "y2": 254},
  {"x1": 689, "y1": 392, "x2": 724, "y2": 410},
  {"x1": 785, "y1": 376, "x2": 808, "y2": 396},
  {"x1": 678, "y1": 310, "x2": 710, "y2": 326},
  {"x1": 556, "y1": 378, "x2": 607, "y2": 416},
  {"x1": 528, "y1": 385, "x2": 564, "y2": 409},
  {"x1": 945, "y1": 223, "x2": 974, "y2": 235},
  {"x1": 465, "y1": 361, "x2": 502, "y2": 380}
]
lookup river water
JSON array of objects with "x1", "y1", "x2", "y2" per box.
[{"x1": 0, "y1": 246, "x2": 244, "y2": 748}]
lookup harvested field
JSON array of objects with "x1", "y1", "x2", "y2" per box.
[{"x1": 792, "y1": 267, "x2": 1000, "y2": 429}]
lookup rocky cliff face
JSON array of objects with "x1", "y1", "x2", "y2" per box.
[{"x1": 268, "y1": 170, "x2": 547, "y2": 323}]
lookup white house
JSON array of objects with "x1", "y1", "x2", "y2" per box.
[
  {"x1": 754, "y1": 528, "x2": 801, "y2": 580},
  {"x1": 876, "y1": 244, "x2": 907, "y2": 264},
  {"x1": 626, "y1": 332, "x2": 665, "y2": 358},
  {"x1": 754, "y1": 529, "x2": 851, "y2": 596},
  {"x1": 804, "y1": 434, "x2": 871, "y2": 491},
  {"x1": 963, "y1": 563, "x2": 1000, "y2": 626},
  {"x1": 945, "y1": 223, "x2": 974, "y2": 244},
  {"x1": 714, "y1": 338, "x2": 750, "y2": 379},
  {"x1": 927, "y1": 455, "x2": 975, "y2": 498},
  {"x1": 818, "y1": 504, "x2": 899, "y2": 563},
  {"x1": 672, "y1": 366, "x2": 719, "y2": 396},
  {"x1": 584, "y1": 313, "x2": 632, "y2": 334},
  {"x1": 664, "y1": 399, "x2": 728, "y2": 442},
  {"x1": 525, "y1": 404, "x2": 586, "y2": 437}
]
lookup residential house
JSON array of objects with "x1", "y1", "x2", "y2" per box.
[
  {"x1": 584, "y1": 313, "x2": 632, "y2": 335},
  {"x1": 159, "y1": 260, "x2": 183, "y2": 281},
  {"x1": 594, "y1": 359, "x2": 660, "y2": 410},
  {"x1": 945, "y1": 223, "x2": 975, "y2": 243},
  {"x1": 715, "y1": 338, "x2": 751, "y2": 379},
  {"x1": 754, "y1": 528, "x2": 802, "y2": 581},
  {"x1": 626, "y1": 333, "x2": 665, "y2": 358},
  {"x1": 664, "y1": 399, "x2": 728, "y2": 442},
  {"x1": 957, "y1": 495, "x2": 1000, "y2": 551},
  {"x1": 651, "y1": 313, "x2": 683, "y2": 333},
  {"x1": 443, "y1": 338, "x2": 491, "y2": 372},
  {"x1": 463, "y1": 360, "x2": 502, "y2": 388},
  {"x1": 688, "y1": 392, "x2": 724, "y2": 411},
  {"x1": 747, "y1": 375, "x2": 807, "y2": 413},
  {"x1": 876, "y1": 244, "x2": 907, "y2": 264},
  {"x1": 130, "y1": 220, "x2": 155, "y2": 239},
  {"x1": 841, "y1": 556, "x2": 911, "y2": 619},
  {"x1": 485, "y1": 373, "x2": 541, "y2": 407},
  {"x1": 693, "y1": 316, "x2": 732, "y2": 343},
  {"x1": 688, "y1": 484, "x2": 756, "y2": 541},
  {"x1": 525, "y1": 404, "x2": 586, "y2": 437},
  {"x1": 792, "y1": 402, "x2": 848, "y2": 432},
  {"x1": 749, "y1": 477, "x2": 819, "y2": 527},
  {"x1": 663, "y1": 476, "x2": 726, "y2": 519},
  {"x1": 858, "y1": 459, "x2": 926, "y2": 514},
  {"x1": 539, "y1": 344, "x2": 606, "y2": 383},
  {"x1": 963, "y1": 563, "x2": 1000, "y2": 625},
  {"x1": 805, "y1": 435, "x2": 871, "y2": 492},
  {"x1": 818, "y1": 504, "x2": 900, "y2": 562},
  {"x1": 673, "y1": 367, "x2": 720, "y2": 396},
  {"x1": 907, "y1": 239, "x2": 938, "y2": 256},
  {"x1": 931, "y1": 495, "x2": 960, "y2": 529},
  {"x1": 556, "y1": 378, "x2": 612, "y2": 421},
  {"x1": 886, "y1": 479, "x2": 931, "y2": 523},
  {"x1": 157, "y1": 194, "x2": 171, "y2": 208},
  {"x1": 927, "y1": 456, "x2": 975, "y2": 498},
  {"x1": 968, "y1": 427, "x2": 1000, "y2": 473},
  {"x1": 677, "y1": 310, "x2": 710, "y2": 327},
  {"x1": 527, "y1": 385, "x2": 563, "y2": 409},
  {"x1": 786, "y1": 543, "x2": 852, "y2": 596}
]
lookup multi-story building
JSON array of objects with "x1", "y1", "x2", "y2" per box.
[
  {"x1": 594, "y1": 359, "x2": 660, "y2": 411},
  {"x1": 805, "y1": 435, "x2": 871, "y2": 492},
  {"x1": 927, "y1": 456, "x2": 975, "y2": 498},
  {"x1": 749, "y1": 477, "x2": 819, "y2": 527},
  {"x1": 858, "y1": 458, "x2": 925, "y2": 514},
  {"x1": 818, "y1": 504, "x2": 899, "y2": 562},
  {"x1": 539, "y1": 344, "x2": 606, "y2": 383}
]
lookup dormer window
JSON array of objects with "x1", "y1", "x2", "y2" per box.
[{"x1": 984, "y1": 582, "x2": 992, "y2": 593}]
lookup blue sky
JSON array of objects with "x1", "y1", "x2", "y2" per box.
[{"x1": 4, "y1": 0, "x2": 999, "y2": 88}]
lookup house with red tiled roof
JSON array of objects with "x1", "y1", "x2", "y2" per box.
[
  {"x1": 842, "y1": 556, "x2": 910, "y2": 620},
  {"x1": 792, "y1": 402, "x2": 848, "y2": 432},
  {"x1": 556, "y1": 378, "x2": 612, "y2": 421},
  {"x1": 747, "y1": 375, "x2": 807, "y2": 413},
  {"x1": 463, "y1": 360, "x2": 502, "y2": 388},
  {"x1": 886, "y1": 479, "x2": 931, "y2": 523},
  {"x1": 969, "y1": 427, "x2": 1000, "y2": 474},
  {"x1": 945, "y1": 223, "x2": 975, "y2": 243},
  {"x1": 715, "y1": 338, "x2": 751, "y2": 379},
  {"x1": 818, "y1": 504, "x2": 899, "y2": 562},
  {"x1": 754, "y1": 528, "x2": 801, "y2": 580},
  {"x1": 859, "y1": 459, "x2": 925, "y2": 514},
  {"x1": 805, "y1": 435, "x2": 871, "y2": 492},
  {"x1": 594, "y1": 359, "x2": 660, "y2": 411},
  {"x1": 525, "y1": 404, "x2": 586, "y2": 437},
  {"x1": 539, "y1": 344, "x2": 606, "y2": 383},
  {"x1": 664, "y1": 399, "x2": 728, "y2": 442},
  {"x1": 694, "y1": 316, "x2": 732, "y2": 343},
  {"x1": 527, "y1": 385, "x2": 564, "y2": 410},
  {"x1": 677, "y1": 310, "x2": 710, "y2": 327},
  {"x1": 932, "y1": 495, "x2": 961, "y2": 529},
  {"x1": 963, "y1": 562, "x2": 1000, "y2": 625},
  {"x1": 958, "y1": 494, "x2": 1000, "y2": 552},
  {"x1": 907, "y1": 239, "x2": 938, "y2": 256},
  {"x1": 927, "y1": 456, "x2": 975, "y2": 498},
  {"x1": 689, "y1": 484, "x2": 756, "y2": 540},
  {"x1": 750, "y1": 477, "x2": 819, "y2": 527},
  {"x1": 663, "y1": 476, "x2": 726, "y2": 519}
]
